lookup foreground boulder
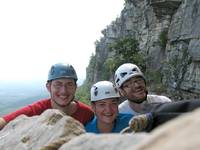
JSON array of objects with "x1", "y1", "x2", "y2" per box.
[
  {"x1": 1, "y1": 107, "x2": 200, "y2": 150},
  {"x1": 133, "y1": 108, "x2": 200, "y2": 150},
  {"x1": 59, "y1": 133, "x2": 147, "y2": 150},
  {"x1": 0, "y1": 109, "x2": 85, "y2": 150}
]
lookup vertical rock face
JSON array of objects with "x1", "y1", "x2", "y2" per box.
[
  {"x1": 164, "y1": 0, "x2": 200, "y2": 98},
  {"x1": 87, "y1": 0, "x2": 200, "y2": 99},
  {"x1": 0, "y1": 109, "x2": 85, "y2": 150}
]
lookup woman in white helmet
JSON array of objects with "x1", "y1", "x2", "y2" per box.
[
  {"x1": 114, "y1": 63, "x2": 171, "y2": 115},
  {"x1": 85, "y1": 81, "x2": 133, "y2": 133}
]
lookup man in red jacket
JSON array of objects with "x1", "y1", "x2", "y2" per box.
[{"x1": 0, "y1": 63, "x2": 94, "y2": 130}]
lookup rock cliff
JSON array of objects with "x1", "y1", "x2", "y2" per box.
[{"x1": 86, "y1": 0, "x2": 200, "y2": 100}]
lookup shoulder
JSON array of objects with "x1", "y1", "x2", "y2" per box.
[
  {"x1": 85, "y1": 117, "x2": 99, "y2": 133},
  {"x1": 31, "y1": 98, "x2": 51, "y2": 104},
  {"x1": 74, "y1": 101, "x2": 93, "y2": 116},
  {"x1": 85, "y1": 117, "x2": 96, "y2": 127},
  {"x1": 147, "y1": 95, "x2": 172, "y2": 103},
  {"x1": 118, "y1": 113, "x2": 133, "y2": 120},
  {"x1": 119, "y1": 100, "x2": 129, "y2": 108},
  {"x1": 119, "y1": 100, "x2": 134, "y2": 114},
  {"x1": 31, "y1": 98, "x2": 51, "y2": 107},
  {"x1": 113, "y1": 113, "x2": 132, "y2": 132},
  {"x1": 76, "y1": 101, "x2": 91, "y2": 109}
]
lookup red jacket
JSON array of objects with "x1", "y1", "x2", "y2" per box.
[{"x1": 3, "y1": 98, "x2": 94, "y2": 125}]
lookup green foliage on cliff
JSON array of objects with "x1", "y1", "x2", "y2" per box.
[
  {"x1": 106, "y1": 37, "x2": 146, "y2": 75},
  {"x1": 91, "y1": 37, "x2": 146, "y2": 82},
  {"x1": 145, "y1": 69, "x2": 167, "y2": 94},
  {"x1": 76, "y1": 37, "x2": 146, "y2": 103},
  {"x1": 76, "y1": 84, "x2": 91, "y2": 105}
]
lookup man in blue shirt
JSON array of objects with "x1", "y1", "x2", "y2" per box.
[{"x1": 85, "y1": 81, "x2": 133, "y2": 133}]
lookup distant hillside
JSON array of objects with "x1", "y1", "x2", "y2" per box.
[{"x1": 0, "y1": 81, "x2": 49, "y2": 116}]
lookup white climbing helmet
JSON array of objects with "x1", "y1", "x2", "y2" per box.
[
  {"x1": 90, "y1": 81, "x2": 120, "y2": 102},
  {"x1": 114, "y1": 63, "x2": 145, "y2": 88}
]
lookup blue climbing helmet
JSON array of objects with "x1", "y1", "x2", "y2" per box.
[{"x1": 47, "y1": 63, "x2": 78, "y2": 82}]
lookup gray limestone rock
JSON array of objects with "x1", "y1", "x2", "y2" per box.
[
  {"x1": 0, "y1": 109, "x2": 85, "y2": 150},
  {"x1": 60, "y1": 133, "x2": 148, "y2": 150}
]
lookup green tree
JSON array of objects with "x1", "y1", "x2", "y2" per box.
[
  {"x1": 76, "y1": 84, "x2": 91, "y2": 105},
  {"x1": 106, "y1": 37, "x2": 145, "y2": 75}
]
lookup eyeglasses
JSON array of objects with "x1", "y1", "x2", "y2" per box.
[
  {"x1": 122, "y1": 77, "x2": 144, "y2": 89},
  {"x1": 51, "y1": 82, "x2": 75, "y2": 90}
]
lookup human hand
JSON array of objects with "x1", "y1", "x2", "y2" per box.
[
  {"x1": 129, "y1": 114, "x2": 150, "y2": 132},
  {"x1": 120, "y1": 113, "x2": 153, "y2": 133}
]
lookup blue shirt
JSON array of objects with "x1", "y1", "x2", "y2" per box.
[{"x1": 85, "y1": 113, "x2": 133, "y2": 133}]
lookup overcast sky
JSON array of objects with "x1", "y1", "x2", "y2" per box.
[{"x1": 0, "y1": 0, "x2": 124, "y2": 85}]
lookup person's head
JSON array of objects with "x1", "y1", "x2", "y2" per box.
[
  {"x1": 90, "y1": 81, "x2": 120, "y2": 124},
  {"x1": 114, "y1": 63, "x2": 147, "y2": 103},
  {"x1": 46, "y1": 63, "x2": 78, "y2": 107}
]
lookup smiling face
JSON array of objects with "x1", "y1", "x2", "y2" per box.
[
  {"x1": 46, "y1": 78, "x2": 77, "y2": 107},
  {"x1": 92, "y1": 98, "x2": 119, "y2": 125},
  {"x1": 120, "y1": 76, "x2": 147, "y2": 103}
]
